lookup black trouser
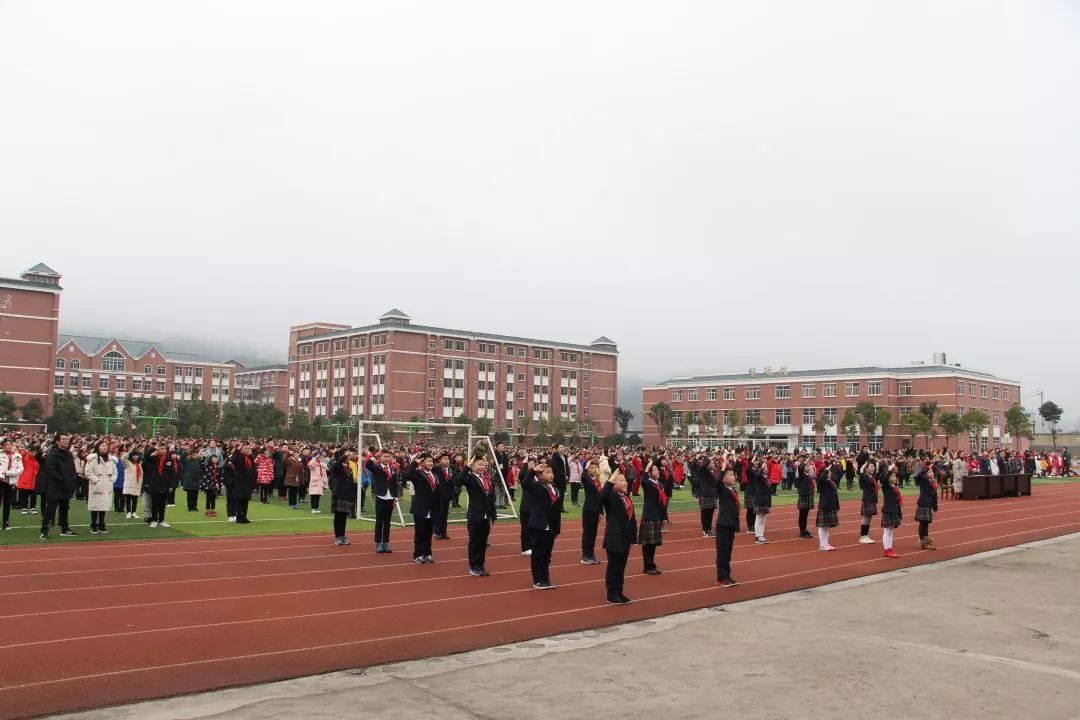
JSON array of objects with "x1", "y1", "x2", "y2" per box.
[
  {"x1": 166, "y1": 488, "x2": 176, "y2": 505},
  {"x1": 772, "y1": 483, "x2": 778, "y2": 495},
  {"x1": 18, "y1": 488, "x2": 36, "y2": 510},
  {"x1": 452, "y1": 483, "x2": 463, "y2": 507},
  {"x1": 715, "y1": 526, "x2": 735, "y2": 580},
  {"x1": 186, "y1": 489, "x2": 199, "y2": 511},
  {"x1": 41, "y1": 498, "x2": 70, "y2": 534},
  {"x1": 112, "y1": 489, "x2": 124, "y2": 512},
  {"x1": 519, "y1": 509, "x2": 532, "y2": 552},
  {"x1": 234, "y1": 497, "x2": 250, "y2": 521},
  {"x1": 798, "y1": 507, "x2": 810, "y2": 534},
  {"x1": 433, "y1": 495, "x2": 449, "y2": 536},
  {"x1": 570, "y1": 484, "x2": 581, "y2": 505},
  {"x1": 527, "y1": 527, "x2": 555, "y2": 584},
  {"x1": 919, "y1": 520, "x2": 930, "y2": 539},
  {"x1": 374, "y1": 498, "x2": 394, "y2": 544},
  {"x1": 581, "y1": 510, "x2": 600, "y2": 559},
  {"x1": 276, "y1": 476, "x2": 286, "y2": 499},
  {"x1": 76, "y1": 476, "x2": 87, "y2": 500},
  {"x1": 150, "y1": 491, "x2": 167, "y2": 523},
  {"x1": 90, "y1": 510, "x2": 107, "y2": 531},
  {"x1": 745, "y1": 505, "x2": 756, "y2": 531},
  {"x1": 310, "y1": 494, "x2": 321, "y2": 511},
  {"x1": 205, "y1": 491, "x2": 217, "y2": 510},
  {"x1": 555, "y1": 482, "x2": 567, "y2": 512},
  {"x1": 701, "y1": 507, "x2": 715, "y2": 533},
  {"x1": 124, "y1": 494, "x2": 138, "y2": 512},
  {"x1": 334, "y1": 511, "x2": 348, "y2": 538},
  {"x1": 846, "y1": 478, "x2": 854, "y2": 491},
  {"x1": 287, "y1": 487, "x2": 298, "y2": 506},
  {"x1": 642, "y1": 543, "x2": 658, "y2": 571},
  {"x1": 259, "y1": 485, "x2": 271, "y2": 503},
  {"x1": 605, "y1": 550, "x2": 628, "y2": 597},
  {"x1": 467, "y1": 520, "x2": 491, "y2": 569},
  {"x1": 0, "y1": 484, "x2": 13, "y2": 527},
  {"x1": 226, "y1": 496, "x2": 238, "y2": 517},
  {"x1": 414, "y1": 516, "x2": 434, "y2": 559}
]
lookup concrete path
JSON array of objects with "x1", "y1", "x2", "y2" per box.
[{"x1": 57, "y1": 533, "x2": 1080, "y2": 720}]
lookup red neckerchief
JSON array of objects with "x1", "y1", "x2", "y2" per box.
[
  {"x1": 651, "y1": 478, "x2": 669, "y2": 507},
  {"x1": 620, "y1": 493, "x2": 634, "y2": 519},
  {"x1": 424, "y1": 469, "x2": 437, "y2": 490},
  {"x1": 546, "y1": 484, "x2": 557, "y2": 502},
  {"x1": 478, "y1": 472, "x2": 490, "y2": 493},
  {"x1": 242, "y1": 454, "x2": 252, "y2": 470},
  {"x1": 729, "y1": 484, "x2": 740, "y2": 512},
  {"x1": 135, "y1": 464, "x2": 142, "y2": 481},
  {"x1": 158, "y1": 455, "x2": 166, "y2": 475},
  {"x1": 592, "y1": 476, "x2": 601, "y2": 492}
]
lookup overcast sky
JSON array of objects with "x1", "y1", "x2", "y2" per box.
[{"x1": 2, "y1": 1, "x2": 1078, "y2": 427}]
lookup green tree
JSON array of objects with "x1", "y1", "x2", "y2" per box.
[
  {"x1": 45, "y1": 396, "x2": 92, "y2": 434},
  {"x1": 811, "y1": 414, "x2": 828, "y2": 446},
  {"x1": 0, "y1": 392, "x2": 19, "y2": 422},
  {"x1": 20, "y1": 398, "x2": 44, "y2": 423},
  {"x1": 239, "y1": 426, "x2": 254, "y2": 438},
  {"x1": 683, "y1": 411, "x2": 701, "y2": 443},
  {"x1": 840, "y1": 408, "x2": 859, "y2": 448},
  {"x1": 287, "y1": 411, "x2": 313, "y2": 440},
  {"x1": 472, "y1": 416, "x2": 494, "y2": 437},
  {"x1": 377, "y1": 425, "x2": 396, "y2": 444},
  {"x1": 725, "y1": 409, "x2": 745, "y2": 443},
  {"x1": 603, "y1": 433, "x2": 627, "y2": 446},
  {"x1": 534, "y1": 418, "x2": 551, "y2": 446},
  {"x1": 874, "y1": 409, "x2": 892, "y2": 446},
  {"x1": 1038, "y1": 401, "x2": 1064, "y2": 448},
  {"x1": 961, "y1": 409, "x2": 990, "y2": 449},
  {"x1": 918, "y1": 401, "x2": 940, "y2": 423},
  {"x1": 454, "y1": 413, "x2": 472, "y2": 443},
  {"x1": 646, "y1": 402, "x2": 675, "y2": 446},
  {"x1": 938, "y1": 412, "x2": 966, "y2": 449},
  {"x1": 627, "y1": 433, "x2": 642, "y2": 446},
  {"x1": 854, "y1": 401, "x2": 879, "y2": 446},
  {"x1": 432, "y1": 419, "x2": 449, "y2": 443},
  {"x1": 614, "y1": 407, "x2": 634, "y2": 434},
  {"x1": 520, "y1": 416, "x2": 534, "y2": 443},
  {"x1": 899, "y1": 412, "x2": 930, "y2": 448},
  {"x1": 161, "y1": 423, "x2": 179, "y2": 437},
  {"x1": 188, "y1": 424, "x2": 203, "y2": 437},
  {"x1": 1004, "y1": 404, "x2": 1034, "y2": 449}
]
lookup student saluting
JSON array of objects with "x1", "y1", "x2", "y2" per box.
[
  {"x1": 600, "y1": 470, "x2": 636, "y2": 604},
  {"x1": 462, "y1": 456, "x2": 498, "y2": 576},
  {"x1": 521, "y1": 461, "x2": 560, "y2": 589}
]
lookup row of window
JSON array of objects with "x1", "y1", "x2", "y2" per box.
[
  {"x1": 671, "y1": 408, "x2": 880, "y2": 427},
  {"x1": 957, "y1": 382, "x2": 1008, "y2": 401},
  {"x1": 674, "y1": 380, "x2": 1012, "y2": 403},
  {"x1": 55, "y1": 357, "x2": 230, "y2": 380},
  {"x1": 299, "y1": 337, "x2": 594, "y2": 365}
]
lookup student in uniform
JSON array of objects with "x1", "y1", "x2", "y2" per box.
[
  {"x1": 328, "y1": 448, "x2": 356, "y2": 546},
  {"x1": 880, "y1": 469, "x2": 902, "y2": 558},
  {"x1": 639, "y1": 462, "x2": 668, "y2": 575},
  {"x1": 365, "y1": 450, "x2": 399, "y2": 553},
  {"x1": 857, "y1": 461, "x2": 879, "y2": 544},
  {"x1": 518, "y1": 457, "x2": 535, "y2": 556},
  {"x1": 521, "y1": 461, "x2": 560, "y2": 589},
  {"x1": 915, "y1": 464, "x2": 939, "y2": 550},
  {"x1": 796, "y1": 457, "x2": 816, "y2": 539},
  {"x1": 816, "y1": 462, "x2": 840, "y2": 551},
  {"x1": 694, "y1": 455, "x2": 719, "y2": 538},
  {"x1": 432, "y1": 453, "x2": 454, "y2": 540},
  {"x1": 600, "y1": 470, "x2": 636, "y2": 603},
  {"x1": 462, "y1": 456, "x2": 498, "y2": 576},
  {"x1": 407, "y1": 453, "x2": 438, "y2": 563},
  {"x1": 750, "y1": 457, "x2": 771, "y2": 544},
  {"x1": 580, "y1": 460, "x2": 603, "y2": 565},
  {"x1": 715, "y1": 467, "x2": 741, "y2": 587}
]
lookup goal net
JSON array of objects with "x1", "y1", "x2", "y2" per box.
[{"x1": 354, "y1": 419, "x2": 518, "y2": 527}]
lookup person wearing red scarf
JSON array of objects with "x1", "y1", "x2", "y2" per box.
[
  {"x1": 639, "y1": 463, "x2": 668, "y2": 575},
  {"x1": 521, "y1": 460, "x2": 561, "y2": 589},
  {"x1": 406, "y1": 453, "x2": 438, "y2": 564},
  {"x1": 579, "y1": 460, "x2": 604, "y2": 564},
  {"x1": 915, "y1": 464, "x2": 940, "y2": 550},
  {"x1": 857, "y1": 462, "x2": 880, "y2": 544},
  {"x1": 141, "y1": 443, "x2": 173, "y2": 528},
  {"x1": 600, "y1": 469, "x2": 637, "y2": 604},
  {"x1": 880, "y1": 469, "x2": 903, "y2": 558},
  {"x1": 462, "y1": 456, "x2": 498, "y2": 576},
  {"x1": 715, "y1": 467, "x2": 741, "y2": 587}
]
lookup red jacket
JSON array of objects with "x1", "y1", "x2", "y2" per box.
[{"x1": 767, "y1": 460, "x2": 782, "y2": 485}]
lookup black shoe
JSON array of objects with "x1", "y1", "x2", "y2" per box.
[
  {"x1": 717, "y1": 578, "x2": 740, "y2": 587},
  {"x1": 237, "y1": 518, "x2": 251, "y2": 524},
  {"x1": 532, "y1": 581, "x2": 556, "y2": 590},
  {"x1": 644, "y1": 568, "x2": 662, "y2": 576},
  {"x1": 39, "y1": 532, "x2": 48, "y2": 540},
  {"x1": 606, "y1": 594, "x2": 623, "y2": 604},
  {"x1": 60, "y1": 529, "x2": 78, "y2": 536},
  {"x1": 619, "y1": 594, "x2": 631, "y2": 603},
  {"x1": 799, "y1": 531, "x2": 813, "y2": 539},
  {"x1": 479, "y1": 568, "x2": 489, "y2": 576}
]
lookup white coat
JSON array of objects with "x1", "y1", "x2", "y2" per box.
[
  {"x1": 122, "y1": 458, "x2": 143, "y2": 496},
  {"x1": 84, "y1": 454, "x2": 117, "y2": 511},
  {"x1": 0, "y1": 449, "x2": 24, "y2": 487}
]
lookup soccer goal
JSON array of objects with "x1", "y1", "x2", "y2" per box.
[{"x1": 354, "y1": 419, "x2": 518, "y2": 528}]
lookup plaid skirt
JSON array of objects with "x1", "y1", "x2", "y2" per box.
[
  {"x1": 860, "y1": 500, "x2": 878, "y2": 517},
  {"x1": 638, "y1": 519, "x2": 664, "y2": 547},
  {"x1": 753, "y1": 504, "x2": 771, "y2": 516},
  {"x1": 915, "y1": 506, "x2": 934, "y2": 523},
  {"x1": 332, "y1": 496, "x2": 356, "y2": 515},
  {"x1": 881, "y1": 510, "x2": 902, "y2": 529},
  {"x1": 816, "y1": 508, "x2": 838, "y2": 528},
  {"x1": 698, "y1": 495, "x2": 718, "y2": 510},
  {"x1": 797, "y1": 495, "x2": 815, "y2": 511}
]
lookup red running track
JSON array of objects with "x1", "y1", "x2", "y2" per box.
[{"x1": 1, "y1": 483, "x2": 1079, "y2": 719}]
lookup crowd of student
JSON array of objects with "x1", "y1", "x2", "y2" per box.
[{"x1": 0, "y1": 431, "x2": 1072, "y2": 604}]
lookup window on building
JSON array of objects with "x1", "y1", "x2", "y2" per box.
[
  {"x1": 968, "y1": 383, "x2": 976, "y2": 397},
  {"x1": 844, "y1": 382, "x2": 859, "y2": 397},
  {"x1": 981, "y1": 384, "x2": 988, "y2": 398},
  {"x1": 867, "y1": 381, "x2": 882, "y2": 396},
  {"x1": 1003, "y1": 388, "x2": 1010, "y2": 402},
  {"x1": 744, "y1": 409, "x2": 761, "y2": 425},
  {"x1": 801, "y1": 385, "x2": 816, "y2": 398},
  {"x1": 993, "y1": 409, "x2": 1001, "y2": 426},
  {"x1": 115, "y1": 377, "x2": 126, "y2": 391},
  {"x1": 775, "y1": 385, "x2": 791, "y2": 399},
  {"x1": 992, "y1": 386, "x2": 999, "y2": 400},
  {"x1": 745, "y1": 386, "x2": 760, "y2": 400},
  {"x1": 454, "y1": 340, "x2": 466, "y2": 352},
  {"x1": 156, "y1": 381, "x2": 165, "y2": 393},
  {"x1": 55, "y1": 358, "x2": 65, "y2": 369},
  {"x1": 900, "y1": 381, "x2": 912, "y2": 396},
  {"x1": 723, "y1": 387, "x2": 735, "y2": 401},
  {"x1": 133, "y1": 379, "x2": 143, "y2": 391},
  {"x1": 823, "y1": 383, "x2": 837, "y2": 398},
  {"x1": 100, "y1": 375, "x2": 111, "y2": 390},
  {"x1": 802, "y1": 408, "x2": 816, "y2": 424},
  {"x1": 671, "y1": 390, "x2": 682, "y2": 402},
  {"x1": 156, "y1": 365, "x2": 165, "y2": 376},
  {"x1": 517, "y1": 391, "x2": 525, "y2": 400},
  {"x1": 688, "y1": 389, "x2": 698, "y2": 402},
  {"x1": 776, "y1": 408, "x2": 791, "y2": 424},
  {"x1": 823, "y1": 408, "x2": 838, "y2": 424},
  {"x1": 705, "y1": 388, "x2": 717, "y2": 401},
  {"x1": 957, "y1": 380, "x2": 965, "y2": 395},
  {"x1": 54, "y1": 374, "x2": 64, "y2": 387},
  {"x1": 71, "y1": 375, "x2": 80, "y2": 388}
]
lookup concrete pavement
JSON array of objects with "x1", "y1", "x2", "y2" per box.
[{"x1": 56, "y1": 532, "x2": 1080, "y2": 720}]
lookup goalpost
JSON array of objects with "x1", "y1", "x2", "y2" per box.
[{"x1": 355, "y1": 419, "x2": 518, "y2": 527}]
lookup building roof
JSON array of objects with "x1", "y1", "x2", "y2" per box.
[
  {"x1": 379, "y1": 308, "x2": 411, "y2": 320},
  {"x1": 302, "y1": 320, "x2": 618, "y2": 353},
  {"x1": 24, "y1": 263, "x2": 60, "y2": 276},
  {"x1": 591, "y1": 336, "x2": 616, "y2": 345},
  {"x1": 651, "y1": 363, "x2": 1014, "y2": 387},
  {"x1": 235, "y1": 363, "x2": 288, "y2": 373},
  {"x1": 57, "y1": 334, "x2": 228, "y2": 366}
]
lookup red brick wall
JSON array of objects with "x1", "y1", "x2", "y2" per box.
[{"x1": 0, "y1": 285, "x2": 60, "y2": 417}]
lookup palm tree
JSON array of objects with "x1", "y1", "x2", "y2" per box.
[{"x1": 614, "y1": 407, "x2": 634, "y2": 434}]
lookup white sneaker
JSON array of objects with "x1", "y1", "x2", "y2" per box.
[
  {"x1": 159, "y1": 522, "x2": 171, "y2": 528},
  {"x1": 150, "y1": 522, "x2": 159, "y2": 528},
  {"x1": 228, "y1": 516, "x2": 236, "y2": 522},
  {"x1": 858, "y1": 536, "x2": 875, "y2": 544},
  {"x1": 522, "y1": 549, "x2": 532, "y2": 556}
]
